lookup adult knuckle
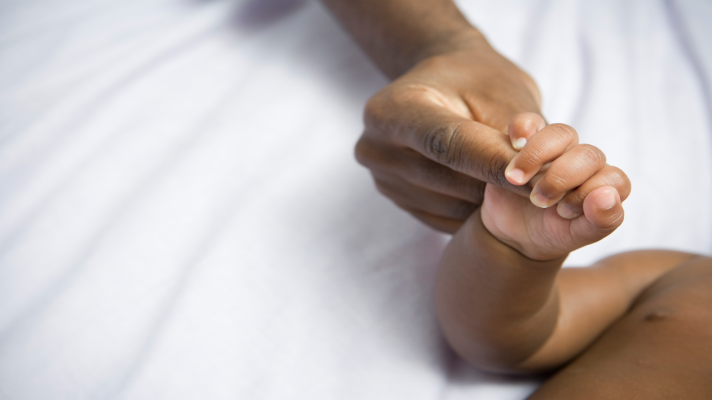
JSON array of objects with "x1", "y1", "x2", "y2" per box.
[
  {"x1": 363, "y1": 97, "x2": 384, "y2": 129},
  {"x1": 354, "y1": 137, "x2": 377, "y2": 167},
  {"x1": 365, "y1": 84, "x2": 417, "y2": 128},
  {"x1": 363, "y1": 89, "x2": 396, "y2": 130},
  {"x1": 422, "y1": 122, "x2": 465, "y2": 168}
]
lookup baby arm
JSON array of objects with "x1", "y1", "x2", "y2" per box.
[{"x1": 435, "y1": 116, "x2": 696, "y2": 374}]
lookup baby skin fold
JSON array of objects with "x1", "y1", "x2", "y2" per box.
[{"x1": 435, "y1": 113, "x2": 712, "y2": 398}]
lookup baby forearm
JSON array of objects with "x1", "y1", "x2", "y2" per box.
[{"x1": 435, "y1": 209, "x2": 565, "y2": 373}]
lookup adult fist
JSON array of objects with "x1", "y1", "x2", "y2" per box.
[{"x1": 355, "y1": 39, "x2": 543, "y2": 233}]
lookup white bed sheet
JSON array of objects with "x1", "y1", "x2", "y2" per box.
[{"x1": 0, "y1": 0, "x2": 710, "y2": 399}]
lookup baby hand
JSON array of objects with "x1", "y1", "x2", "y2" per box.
[{"x1": 481, "y1": 114, "x2": 631, "y2": 260}]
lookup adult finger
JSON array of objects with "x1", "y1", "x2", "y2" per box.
[
  {"x1": 556, "y1": 166, "x2": 631, "y2": 219},
  {"x1": 507, "y1": 112, "x2": 546, "y2": 150},
  {"x1": 355, "y1": 137, "x2": 486, "y2": 205},
  {"x1": 407, "y1": 209, "x2": 463, "y2": 234},
  {"x1": 373, "y1": 173, "x2": 479, "y2": 222},
  {"x1": 380, "y1": 97, "x2": 529, "y2": 196}
]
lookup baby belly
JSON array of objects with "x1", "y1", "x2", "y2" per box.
[{"x1": 529, "y1": 259, "x2": 712, "y2": 400}]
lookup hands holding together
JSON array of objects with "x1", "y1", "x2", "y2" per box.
[
  {"x1": 484, "y1": 113, "x2": 631, "y2": 260},
  {"x1": 322, "y1": 0, "x2": 629, "y2": 233},
  {"x1": 321, "y1": 0, "x2": 543, "y2": 232},
  {"x1": 322, "y1": 0, "x2": 631, "y2": 236},
  {"x1": 355, "y1": 44, "x2": 543, "y2": 232},
  {"x1": 319, "y1": 5, "x2": 712, "y2": 397},
  {"x1": 357, "y1": 49, "x2": 631, "y2": 237}
]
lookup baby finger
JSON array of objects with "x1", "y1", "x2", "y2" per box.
[
  {"x1": 556, "y1": 165, "x2": 631, "y2": 219},
  {"x1": 530, "y1": 144, "x2": 607, "y2": 208}
]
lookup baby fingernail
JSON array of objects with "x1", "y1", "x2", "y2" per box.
[
  {"x1": 506, "y1": 168, "x2": 525, "y2": 184},
  {"x1": 512, "y1": 137, "x2": 527, "y2": 150},
  {"x1": 530, "y1": 190, "x2": 550, "y2": 208},
  {"x1": 557, "y1": 202, "x2": 580, "y2": 219},
  {"x1": 596, "y1": 191, "x2": 617, "y2": 210}
]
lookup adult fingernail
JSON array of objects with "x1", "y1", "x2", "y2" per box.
[
  {"x1": 596, "y1": 190, "x2": 617, "y2": 210},
  {"x1": 506, "y1": 168, "x2": 525, "y2": 184},
  {"x1": 530, "y1": 190, "x2": 550, "y2": 208},
  {"x1": 557, "y1": 202, "x2": 580, "y2": 219},
  {"x1": 512, "y1": 137, "x2": 527, "y2": 150}
]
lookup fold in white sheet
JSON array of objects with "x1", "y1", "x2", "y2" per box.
[{"x1": 0, "y1": 0, "x2": 710, "y2": 399}]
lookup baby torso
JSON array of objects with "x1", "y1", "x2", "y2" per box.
[{"x1": 530, "y1": 257, "x2": 712, "y2": 399}]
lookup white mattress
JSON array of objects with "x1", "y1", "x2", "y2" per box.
[{"x1": 1, "y1": 0, "x2": 710, "y2": 399}]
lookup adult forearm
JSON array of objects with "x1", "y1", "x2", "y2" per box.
[
  {"x1": 435, "y1": 209, "x2": 565, "y2": 373},
  {"x1": 320, "y1": 0, "x2": 487, "y2": 78}
]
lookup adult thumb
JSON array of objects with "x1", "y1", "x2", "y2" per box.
[{"x1": 398, "y1": 102, "x2": 529, "y2": 195}]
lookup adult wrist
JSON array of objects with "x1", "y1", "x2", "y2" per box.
[{"x1": 405, "y1": 28, "x2": 491, "y2": 74}]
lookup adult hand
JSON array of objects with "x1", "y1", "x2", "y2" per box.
[{"x1": 355, "y1": 38, "x2": 543, "y2": 233}]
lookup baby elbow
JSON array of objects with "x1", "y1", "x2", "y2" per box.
[{"x1": 442, "y1": 333, "x2": 542, "y2": 376}]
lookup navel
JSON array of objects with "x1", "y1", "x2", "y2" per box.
[{"x1": 643, "y1": 309, "x2": 672, "y2": 321}]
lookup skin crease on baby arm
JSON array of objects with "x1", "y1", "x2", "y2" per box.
[{"x1": 435, "y1": 113, "x2": 712, "y2": 398}]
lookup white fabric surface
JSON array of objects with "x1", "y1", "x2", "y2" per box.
[{"x1": 0, "y1": 0, "x2": 710, "y2": 399}]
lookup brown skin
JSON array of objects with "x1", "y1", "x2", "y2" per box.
[
  {"x1": 323, "y1": 1, "x2": 630, "y2": 233},
  {"x1": 323, "y1": 0, "x2": 712, "y2": 399},
  {"x1": 530, "y1": 257, "x2": 712, "y2": 399},
  {"x1": 321, "y1": 0, "x2": 544, "y2": 233},
  {"x1": 436, "y1": 116, "x2": 712, "y2": 397},
  {"x1": 323, "y1": 2, "x2": 710, "y2": 394}
]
